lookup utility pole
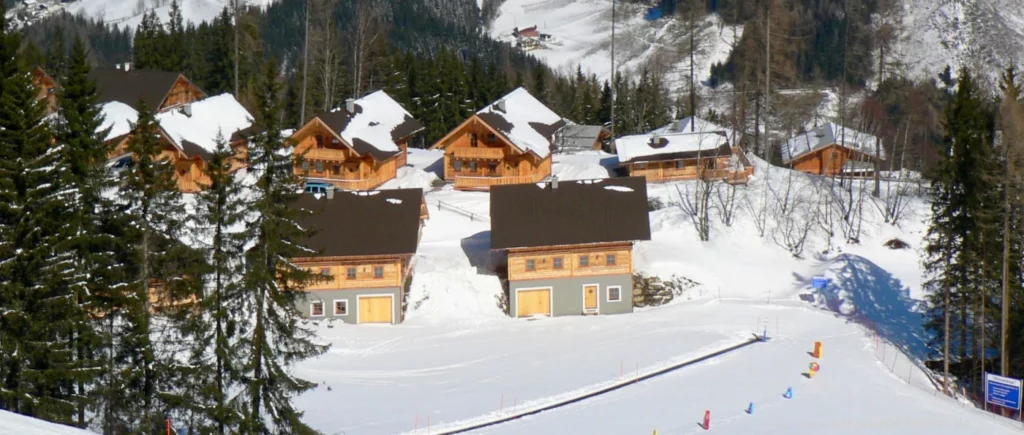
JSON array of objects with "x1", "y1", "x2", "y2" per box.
[
  {"x1": 758, "y1": 0, "x2": 772, "y2": 235},
  {"x1": 233, "y1": 0, "x2": 240, "y2": 98},
  {"x1": 300, "y1": 0, "x2": 310, "y2": 125},
  {"x1": 610, "y1": 0, "x2": 616, "y2": 139},
  {"x1": 689, "y1": 3, "x2": 696, "y2": 131}
]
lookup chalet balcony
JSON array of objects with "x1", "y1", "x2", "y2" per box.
[
  {"x1": 453, "y1": 172, "x2": 548, "y2": 191},
  {"x1": 451, "y1": 146, "x2": 505, "y2": 160},
  {"x1": 302, "y1": 147, "x2": 349, "y2": 162}
]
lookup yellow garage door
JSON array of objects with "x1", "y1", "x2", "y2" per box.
[
  {"x1": 517, "y1": 289, "x2": 551, "y2": 318},
  {"x1": 358, "y1": 296, "x2": 393, "y2": 324}
]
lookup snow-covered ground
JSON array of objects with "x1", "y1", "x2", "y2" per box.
[
  {"x1": 488, "y1": 0, "x2": 741, "y2": 97},
  {"x1": 0, "y1": 411, "x2": 97, "y2": 435},
  {"x1": 65, "y1": 0, "x2": 277, "y2": 28},
  {"x1": 282, "y1": 151, "x2": 1014, "y2": 434}
]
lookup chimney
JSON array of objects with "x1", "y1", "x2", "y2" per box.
[
  {"x1": 651, "y1": 133, "x2": 660, "y2": 145},
  {"x1": 181, "y1": 103, "x2": 192, "y2": 117},
  {"x1": 123, "y1": 62, "x2": 131, "y2": 72},
  {"x1": 326, "y1": 186, "x2": 335, "y2": 199},
  {"x1": 550, "y1": 176, "x2": 558, "y2": 190},
  {"x1": 345, "y1": 98, "x2": 355, "y2": 113},
  {"x1": 495, "y1": 99, "x2": 506, "y2": 113},
  {"x1": 115, "y1": 63, "x2": 121, "y2": 70}
]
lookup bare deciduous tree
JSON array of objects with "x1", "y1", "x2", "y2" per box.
[
  {"x1": 350, "y1": 0, "x2": 388, "y2": 97},
  {"x1": 769, "y1": 171, "x2": 813, "y2": 257}
]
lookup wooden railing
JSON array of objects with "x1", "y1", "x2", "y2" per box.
[
  {"x1": 453, "y1": 172, "x2": 547, "y2": 190},
  {"x1": 303, "y1": 147, "x2": 349, "y2": 161},
  {"x1": 320, "y1": 172, "x2": 389, "y2": 191},
  {"x1": 435, "y1": 200, "x2": 490, "y2": 222},
  {"x1": 452, "y1": 146, "x2": 505, "y2": 159}
]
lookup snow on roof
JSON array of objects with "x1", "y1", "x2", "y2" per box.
[
  {"x1": 652, "y1": 116, "x2": 738, "y2": 145},
  {"x1": 782, "y1": 123, "x2": 886, "y2": 163},
  {"x1": 338, "y1": 90, "x2": 421, "y2": 155},
  {"x1": 556, "y1": 125, "x2": 607, "y2": 152},
  {"x1": 476, "y1": 87, "x2": 565, "y2": 158},
  {"x1": 615, "y1": 131, "x2": 730, "y2": 163},
  {"x1": 99, "y1": 101, "x2": 138, "y2": 141},
  {"x1": 156, "y1": 93, "x2": 253, "y2": 157}
]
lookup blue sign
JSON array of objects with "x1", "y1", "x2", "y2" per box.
[
  {"x1": 986, "y1": 373, "x2": 1022, "y2": 410},
  {"x1": 811, "y1": 277, "x2": 829, "y2": 290}
]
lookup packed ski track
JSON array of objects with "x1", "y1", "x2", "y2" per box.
[{"x1": 279, "y1": 149, "x2": 1014, "y2": 435}]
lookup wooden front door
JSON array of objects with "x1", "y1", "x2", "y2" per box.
[
  {"x1": 584, "y1": 285, "x2": 598, "y2": 312},
  {"x1": 358, "y1": 296, "x2": 393, "y2": 324},
  {"x1": 517, "y1": 288, "x2": 551, "y2": 317}
]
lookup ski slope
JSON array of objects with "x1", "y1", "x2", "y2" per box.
[
  {"x1": 65, "y1": 0, "x2": 277, "y2": 29},
  {"x1": 283, "y1": 151, "x2": 1015, "y2": 434},
  {"x1": 0, "y1": 411, "x2": 97, "y2": 435}
]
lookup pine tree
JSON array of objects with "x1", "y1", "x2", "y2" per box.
[
  {"x1": 106, "y1": 99, "x2": 189, "y2": 432},
  {"x1": 53, "y1": 37, "x2": 110, "y2": 429},
  {"x1": 133, "y1": 12, "x2": 166, "y2": 70},
  {"x1": 183, "y1": 134, "x2": 249, "y2": 434},
  {"x1": 166, "y1": 0, "x2": 187, "y2": 72},
  {"x1": 0, "y1": 24, "x2": 82, "y2": 423},
  {"x1": 237, "y1": 58, "x2": 327, "y2": 434}
]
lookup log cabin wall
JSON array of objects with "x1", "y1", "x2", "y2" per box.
[
  {"x1": 292, "y1": 120, "x2": 404, "y2": 190},
  {"x1": 160, "y1": 76, "x2": 205, "y2": 111},
  {"x1": 791, "y1": 144, "x2": 857, "y2": 176},
  {"x1": 507, "y1": 243, "x2": 634, "y2": 281},
  {"x1": 298, "y1": 257, "x2": 408, "y2": 290},
  {"x1": 628, "y1": 155, "x2": 738, "y2": 182}
]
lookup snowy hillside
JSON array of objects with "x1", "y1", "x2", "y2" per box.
[
  {"x1": 0, "y1": 411, "x2": 97, "y2": 435},
  {"x1": 900, "y1": 0, "x2": 1024, "y2": 83},
  {"x1": 278, "y1": 150, "x2": 1020, "y2": 434},
  {"x1": 65, "y1": 0, "x2": 277, "y2": 29},
  {"x1": 488, "y1": 0, "x2": 741, "y2": 96}
]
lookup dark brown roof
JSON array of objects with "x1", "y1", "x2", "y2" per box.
[
  {"x1": 180, "y1": 140, "x2": 212, "y2": 161},
  {"x1": 88, "y1": 68, "x2": 196, "y2": 109},
  {"x1": 490, "y1": 177, "x2": 651, "y2": 250},
  {"x1": 313, "y1": 95, "x2": 424, "y2": 161},
  {"x1": 293, "y1": 189, "x2": 423, "y2": 257},
  {"x1": 626, "y1": 143, "x2": 733, "y2": 163}
]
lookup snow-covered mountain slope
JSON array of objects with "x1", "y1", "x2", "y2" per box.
[
  {"x1": 65, "y1": 0, "x2": 277, "y2": 29},
  {"x1": 488, "y1": 0, "x2": 741, "y2": 94},
  {"x1": 900, "y1": 0, "x2": 1024, "y2": 84},
  {"x1": 0, "y1": 411, "x2": 97, "y2": 435}
]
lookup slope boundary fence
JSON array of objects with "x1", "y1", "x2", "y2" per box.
[
  {"x1": 434, "y1": 200, "x2": 490, "y2": 223},
  {"x1": 424, "y1": 336, "x2": 763, "y2": 435}
]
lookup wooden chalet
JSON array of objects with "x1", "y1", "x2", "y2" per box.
[
  {"x1": 31, "y1": 66, "x2": 58, "y2": 114},
  {"x1": 290, "y1": 91, "x2": 424, "y2": 191},
  {"x1": 490, "y1": 177, "x2": 651, "y2": 318},
  {"x1": 782, "y1": 122, "x2": 885, "y2": 177},
  {"x1": 432, "y1": 87, "x2": 565, "y2": 190},
  {"x1": 89, "y1": 63, "x2": 207, "y2": 113},
  {"x1": 555, "y1": 125, "x2": 613, "y2": 153},
  {"x1": 292, "y1": 188, "x2": 427, "y2": 324},
  {"x1": 102, "y1": 93, "x2": 254, "y2": 192},
  {"x1": 616, "y1": 119, "x2": 753, "y2": 184}
]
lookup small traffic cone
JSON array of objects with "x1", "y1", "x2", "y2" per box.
[
  {"x1": 746, "y1": 402, "x2": 755, "y2": 414},
  {"x1": 783, "y1": 387, "x2": 793, "y2": 399},
  {"x1": 703, "y1": 410, "x2": 711, "y2": 430}
]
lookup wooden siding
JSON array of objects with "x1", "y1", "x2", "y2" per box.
[
  {"x1": 292, "y1": 119, "x2": 403, "y2": 189},
  {"x1": 32, "y1": 68, "x2": 58, "y2": 115},
  {"x1": 435, "y1": 115, "x2": 553, "y2": 190},
  {"x1": 160, "y1": 76, "x2": 205, "y2": 111},
  {"x1": 790, "y1": 144, "x2": 877, "y2": 177},
  {"x1": 108, "y1": 130, "x2": 210, "y2": 193},
  {"x1": 297, "y1": 257, "x2": 408, "y2": 290},
  {"x1": 628, "y1": 148, "x2": 752, "y2": 184},
  {"x1": 507, "y1": 243, "x2": 634, "y2": 281}
]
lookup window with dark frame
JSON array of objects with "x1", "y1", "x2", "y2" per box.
[
  {"x1": 676, "y1": 160, "x2": 684, "y2": 169},
  {"x1": 488, "y1": 162, "x2": 498, "y2": 173},
  {"x1": 487, "y1": 133, "x2": 496, "y2": 143},
  {"x1": 608, "y1": 287, "x2": 622, "y2": 302},
  {"x1": 553, "y1": 257, "x2": 563, "y2": 269},
  {"x1": 470, "y1": 133, "x2": 478, "y2": 147},
  {"x1": 334, "y1": 300, "x2": 348, "y2": 316},
  {"x1": 526, "y1": 259, "x2": 536, "y2": 271},
  {"x1": 346, "y1": 267, "x2": 356, "y2": 279},
  {"x1": 332, "y1": 164, "x2": 341, "y2": 175},
  {"x1": 454, "y1": 160, "x2": 463, "y2": 171},
  {"x1": 311, "y1": 301, "x2": 324, "y2": 316},
  {"x1": 315, "y1": 161, "x2": 325, "y2": 173},
  {"x1": 320, "y1": 268, "x2": 330, "y2": 276},
  {"x1": 580, "y1": 255, "x2": 589, "y2": 267},
  {"x1": 607, "y1": 254, "x2": 617, "y2": 266},
  {"x1": 374, "y1": 266, "x2": 384, "y2": 279},
  {"x1": 470, "y1": 161, "x2": 478, "y2": 172}
]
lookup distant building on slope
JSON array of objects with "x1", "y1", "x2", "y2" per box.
[
  {"x1": 31, "y1": 66, "x2": 58, "y2": 115},
  {"x1": 781, "y1": 123, "x2": 885, "y2": 177},
  {"x1": 431, "y1": 87, "x2": 565, "y2": 190},
  {"x1": 89, "y1": 63, "x2": 207, "y2": 113},
  {"x1": 490, "y1": 177, "x2": 651, "y2": 318},
  {"x1": 289, "y1": 91, "x2": 424, "y2": 191},
  {"x1": 554, "y1": 125, "x2": 613, "y2": 153},
  {"x1": 291, "y1": 188, "x2": 427, "y2": 324}
]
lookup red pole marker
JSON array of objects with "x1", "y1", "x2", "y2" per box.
[{"x1": 703, "y1": 410, "x2": 711, "y2": 430}]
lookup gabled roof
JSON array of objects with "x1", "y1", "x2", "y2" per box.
[
  {"x1": 652, "y1": 116, "x2": 737, "y2": 145},
  {"x1": 473, "y1": 87, "x2": 565, "y2": 159},
  {"x1": 100, "y1": 93, "x2": 253, "y2": 160},
  {"x1": 616, "y1": 131, "x2": 732, "y2": 164},
  {"x1": 312, "y1": 90, "x2": 423, "y2": 161},
  {"x1": 293, "y1": 189, "x2": 424, "y2": 257},
  {"x1": 781, "y1": 122, "x2": 885, "y2": 163},
  {"x1": 88, "y1": 67, "x2": 205, "y2": 109},
  {"x1": 490, "y1": 177, "x2": 651, "y2": 250},
  {"x1": 555, "y1": 125, "x2": 609, "y2": 152}
]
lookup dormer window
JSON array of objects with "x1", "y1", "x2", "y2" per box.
[{"x1": 470, "y1": 133, "x2": 478, "y2": 147}]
